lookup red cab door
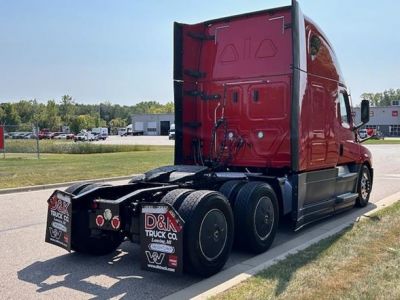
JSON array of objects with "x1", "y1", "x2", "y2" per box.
[{"x1": 336, "y1": 89, "x2": 359, "y2": 165}]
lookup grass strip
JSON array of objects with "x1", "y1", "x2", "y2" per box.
[
  {"x1": 4, "y1": 140, "x2": 172, "y2": 154},
  {"x1": 0, "y1": 150, "x2": 173, "y2": 189},
  {"x1": 364, "y1": 139, "x2": 400, "y2": 144},
  {"x1": 215, "y1": 201, "x2": 400, "y2": 300}
]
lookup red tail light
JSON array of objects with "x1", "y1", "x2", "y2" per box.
[
  {"x1": 95, "y1": 215, "x2": 105, "y2": 227},
  {"x1": 111, "y1": 216, "x2": 121, "y2": 230},
  {"x1": 91, "y1": 201, "x2": 99, "y2": 209}
]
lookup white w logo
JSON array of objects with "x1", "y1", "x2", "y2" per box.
[{"x1": 145, "y1": 251, "x2": 165, "y2": 265}]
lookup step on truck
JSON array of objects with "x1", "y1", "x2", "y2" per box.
[{"x1": 45, "y1": 1, "x2": 373, "y2": 277}]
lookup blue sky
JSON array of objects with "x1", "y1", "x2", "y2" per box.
[{"x1": 1, "y1": 0, "x2": 399, "y2": 105}]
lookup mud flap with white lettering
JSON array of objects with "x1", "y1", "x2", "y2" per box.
[
  {"x1": 140, "y1": 203, "x2": 184, "y2": 275},
  {"x1": 45, "y1": 190, "x2": 73, "y2": 251}
]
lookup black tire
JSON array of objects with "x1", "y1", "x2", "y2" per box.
[
  {"x1": 219, "y1": 180, "x2": 246, "y2": 206},
  {"x1": 65, "y1": 182, "x2": 93, "y2": 195},
  {"x1": 234, "y1": 182, "x2": 279, "y2": 254},
  {"x1": 160, "y1": 189, "x2": 193, "y2": 210},
  {"x1": 71, "y1": 183, "x2": 124, "y2": 255},
  {"x1": 356, "y1": 165, "x2": 372, "y2": 207},
  {"x1": 178, "y1": 190, "x2": 234, "y2": 277}
]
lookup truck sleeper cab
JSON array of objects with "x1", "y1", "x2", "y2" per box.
[{"x1": 45, "y1": 1, "x2": 373, "y2": 277}]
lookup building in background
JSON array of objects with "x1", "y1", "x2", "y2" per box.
[
  {"x1": 353, "y1": 102, "x2": 400, "y2": 136},
  {"x1": 131, "y1": 113, "x2": 174, "y2": 136}
]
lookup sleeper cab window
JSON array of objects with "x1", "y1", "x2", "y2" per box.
[{"x1": 310, "y1": 34, "x2": 321, "y2": 59}]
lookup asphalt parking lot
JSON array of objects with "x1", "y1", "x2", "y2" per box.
[{"x1": 0, "y1": 144, "x2": 399, "y2": 299}]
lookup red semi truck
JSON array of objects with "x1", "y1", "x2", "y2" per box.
[{"x1": 45, "y1": 1, "x2": 372, "y2": 277}]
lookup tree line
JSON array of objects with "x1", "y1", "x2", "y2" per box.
[
  {"x1": 2, "y1": 88, "x2": 398, "y2": 132},
  {"x1": 0, "y1": 95, "x2": 174, "y2": 133},
  {"x1": 361, "y1": 88, "x2": 400, "y2": 107}
]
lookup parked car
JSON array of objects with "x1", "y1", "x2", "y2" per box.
[
  {"x1": 92, "y1": 127, "x2": 108, "y2": 137},
  {"x1": 74, "y1": 133, "x2": 86, "y2": 142},
  {"x1": 23, "y1": 132, "x2": 37, "y2": 139},
  {"x1": 74, "y1": 133, "x2": 87, "y2": 142},
  {"x1": 168, "y1": 124, "x2": 175, "y2": 140},
  {"x1": 12, "y1": 132, "x2": 30, "y2": 139},
  {"x1": 54, "y1": 134, "x2": 68, "y2": 139},
  {"x1": 358, "y1": 128, "x2": 384, "y2": 140},
  {"x1": 38, "y1": 129, "x2": 50, "y2": 139},
  {"x1": 93, "y1": 132, "x2": 107, "y2": 140},
  {"x1": 44, "y1": 132, "x2": 56, "y2": 139},
  {"x1": 51, "y1": 132, "x2": 64, "y2": 139},
  {"x1": 118, "y1": 127, "x2": 127, "y2": 136},
  {"x1": 74, "y1": 131, "x2": 96, "y2": 142},
  {"x1": 368, "y1": 129, "x2": 384, "y2": 140},
  {"x1": 9, "y1": 132, "x2": 19, "y2": 139},
  {"x1": 358, "y1": 129, "x2": 368, "y2": 139},
  {"x1": 11, "y1": 132, "x2": 21, "y2": 139}
]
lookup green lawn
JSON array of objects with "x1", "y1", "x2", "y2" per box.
[
  {"x1": 0, "y1": 149, "x2": 173, "y2": 189},
  {"x1": 215, "y1": 201, "x2": 400, "y2": 300},
  {"x1": 364, "y1": 139, "x2": 400, "y2": 144}
]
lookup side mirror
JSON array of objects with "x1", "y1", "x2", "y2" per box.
[
  {"x1": 354, "y1": 99, "x2": 370, "y2": 131},
  {"x1": 361, "y1": 99, "x2": 370, "y2": 124}
]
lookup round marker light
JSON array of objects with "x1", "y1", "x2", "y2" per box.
[
  {"x1": 257, "y1": 131, "x2": 264, "y2": 139},
  {"x1": 95, "y1": 215, "x2": 105, "y2": 227},
  {"x1": 111, "y1": 216, "x2": 121, "y2": 230},
  {"x1": 228, "y1": 132, "x2": 234, "y2": 140},
  {"x1": 104, "y1": 209, "x2": 112, "y2": 221}
]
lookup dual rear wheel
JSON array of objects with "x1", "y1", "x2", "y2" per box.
[
  {"x1": 160, "y1": 181, "x2": 279, "y2": 276},
  {"x1": 219, "y1": 181, "x2": 279, "y2": 253},
  {"x1": 65, "y1": 166, "x2": 371, "y2": 275},
  {"x1": 161, "y1": 189, "x2": 234, "y2": 277},
  {"x1": 65, "y1": 181, "x2": 279, "y2": 275}
]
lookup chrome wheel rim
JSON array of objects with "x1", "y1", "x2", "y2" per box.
[{"x1": 360, "y1": 172, "x2": 370, "y2": 200}]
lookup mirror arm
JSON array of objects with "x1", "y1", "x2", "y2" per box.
[
  {"x1": 358, "y1": 135, "x2": 372, "y2": 143},
  {"x1": 353, "y1": 122, "x2": 364, "y2": 131}
]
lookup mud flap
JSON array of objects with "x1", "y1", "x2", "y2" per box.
[
  {"x1": 140, "y1": 203, "x2": 184, "y2": 275},
  {"x1": 45, "y1": 190, "x2": 73, "y2": 251}
]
